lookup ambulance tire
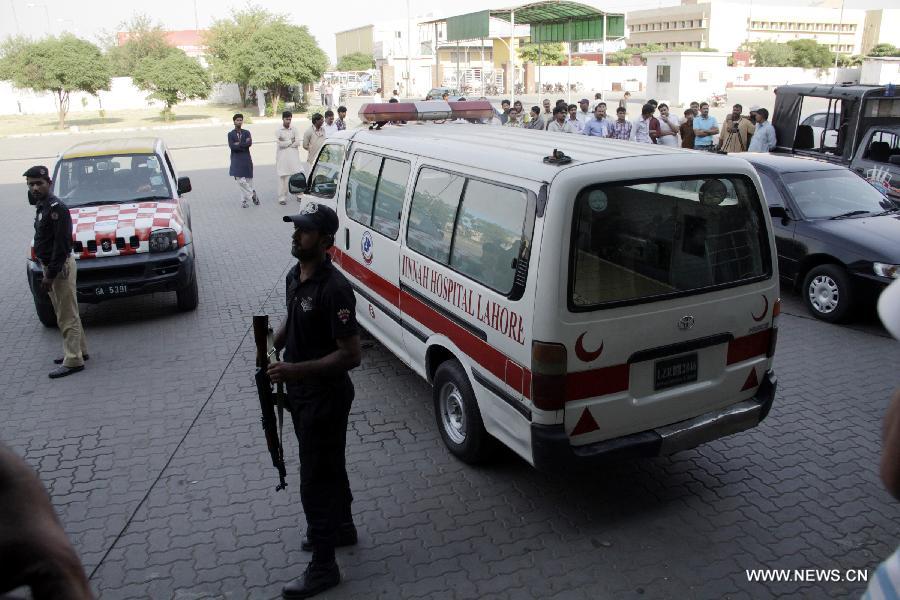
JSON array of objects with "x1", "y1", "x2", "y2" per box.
[{"x1": 433, "y1": 360, "x2": 491, "y2": 464}]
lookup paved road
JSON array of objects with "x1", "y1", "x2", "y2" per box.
[{"x1": 1, "y1": 128, "x2": 898, "y2": 599}]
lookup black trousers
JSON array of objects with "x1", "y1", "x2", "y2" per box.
[{"x1": 288, "y1": 378, "x2": 354, "y2": 558}]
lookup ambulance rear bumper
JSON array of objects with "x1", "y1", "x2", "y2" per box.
[{"x1": 530, "y1": 370, "x2": 776, "y2": 471}]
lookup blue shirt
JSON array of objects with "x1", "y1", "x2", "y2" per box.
[
  {"x1": 748, "y1": 121, "x2": 777, "y2": 152},
  {"x1": 582, "y1": 118, "x2": 611, "y2": 137},
  {"x1": 693, "y1": 115, "x2": 718, "y2": 147}
]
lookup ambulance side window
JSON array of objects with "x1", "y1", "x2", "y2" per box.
[
  {"x1": 407, "y1": 168, "x2": 465, "y2": 263},
  {"x1": 450, "y1": 180, "x2": 529, "y2": 294},
  {"x1": 372, "y1": 159, "x2": 409, "y2": 239},
  {"x1": 346, "y1": 152, "x2": 380, "y2": 225},
  {"x1": 345, "y1": 151, "x2": 409, "y2": 240}
]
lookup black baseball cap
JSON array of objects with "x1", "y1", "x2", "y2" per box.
[
  {"x1": 23, "y1": 165, "x2": 51, "y2": 181},
  {"x1": 283, "y1": 202, "x2": 339, "y2": 236}
]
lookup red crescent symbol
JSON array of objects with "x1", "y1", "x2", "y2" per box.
[
  {"x1": 751, "y1": 295, "x2": 769, "y2": 322},
  {"x1": 575, "y1": 332, "x2": 604, "y2": 362}
]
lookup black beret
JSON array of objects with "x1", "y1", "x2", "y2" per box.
[{"x1": 23, "y1": 165, "x2": 51, "y2": 181}]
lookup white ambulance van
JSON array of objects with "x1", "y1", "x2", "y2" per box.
[{"x1": 289, "y1": 104, "x2": 780, "y2": 471}]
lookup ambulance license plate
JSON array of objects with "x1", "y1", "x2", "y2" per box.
[{"x1": 654, "y1": 353, "x2": 698, "y2": 390}]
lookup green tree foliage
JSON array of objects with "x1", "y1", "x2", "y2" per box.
[
  {"x1": 106, "y1": 14, "x2": 175, "y2": 77},
  {"x1": 868, "y1": 43, "x2": 900, "y2": 57},
  {"x1": 0, "y1": 35, "x2": 111, "y2": 128},
  {"x1": 336, "y1": 52, "x2": 374, "y2": 71},
  {"x1": 748, "y1": 40, "x2": 794, "y2": 67},
  {"x1": 517, "y1": 43, "x2": 565, "y2": 66},
  {"x1": 132, "y1": 49, "x2": 211, "y2": 120},
  {"x1": 787, "y1": 39, "x2": 834, "y2": 69},
  {"x1": 205, "y1": 6, "x2": 285, "y2": 106},
  {"x1": 244, "y1": 22, "x2": 328, "y2": 116}
]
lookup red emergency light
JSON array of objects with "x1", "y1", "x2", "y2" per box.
[{"x1": 358, "y1": 100, "x2": 494, "y2": 124}]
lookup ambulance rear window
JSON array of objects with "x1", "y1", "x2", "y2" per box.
[{"x1": 569, "y1": 175, "x2": 771, "y2": 310}]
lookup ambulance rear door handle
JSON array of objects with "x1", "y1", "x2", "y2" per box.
[{"x1": 345, "y1": 228, "x2": 350, "y2": 250}]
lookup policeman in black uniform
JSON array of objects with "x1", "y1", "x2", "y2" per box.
[
  {"x1": 268, "y1": 203, "x2": 362, "y2": 599},
  {"x1": 26, "y1": 165, "x2": 88, "y2": 379}
]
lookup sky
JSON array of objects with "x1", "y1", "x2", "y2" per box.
[{"x1": 2, "y1": 0, "x2": 896, "y2": 62}]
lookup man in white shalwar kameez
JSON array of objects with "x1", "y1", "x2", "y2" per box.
[{"x1": 275, "y1": 111, "x2": 303, "y2": 205}]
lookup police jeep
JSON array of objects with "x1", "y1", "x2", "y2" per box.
[{"x1": 27, "y1": 137, "x2": 198, "y2": 327}]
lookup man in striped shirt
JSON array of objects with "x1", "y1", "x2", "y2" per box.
[{"x1": 608, "y1": 106, "x2": 632, "y2": 140}]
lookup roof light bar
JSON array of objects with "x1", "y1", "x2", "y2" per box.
[{"x1": 358, "y1": 100, "x2": 494, "y2": 124}]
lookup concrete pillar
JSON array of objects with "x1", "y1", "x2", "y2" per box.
[{"x1": 524, "y1": 62, "x2": 536, "y2": 94}]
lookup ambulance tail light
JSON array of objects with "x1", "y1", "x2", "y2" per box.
[
  {"x1": 768, "y1": 298, "x2": 781, "y2": 358},
  {"x1": 531, "y1": 341, "x2": 567, "y2": 411}
]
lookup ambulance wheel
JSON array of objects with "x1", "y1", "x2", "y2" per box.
[
  {"x1": 802, "y1": 264, "x2": 852, "y2": 323},
  {"x1": 34, "y1": 294, "x2": 57, "y2": 328},
  {"x1": 433, "y1": 360, "x2": 491, "y2": 464}
]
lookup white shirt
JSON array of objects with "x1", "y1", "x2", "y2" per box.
[
  {"x1": 576, "y1": 109, "x2": 592, "y2": 125},
  {"x1": 633, "y1": 117, "x2": 653, "y2": 143},
  {"x1": 657, "y1": 114, "x2": 680, "y2": 147},
  {"x1": 547, "y1": 120, "x2": 579, "y2": 134},
  {"x1": 567, "y1": 118, "x2": 584, "y2": 132},
  {"x1": 323, "y1": 122, "x2": 339, "y2": 137}
]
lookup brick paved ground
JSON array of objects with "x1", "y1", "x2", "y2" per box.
[{"x1": 0, "y1": 143, "x2": 898, "y2": 599}]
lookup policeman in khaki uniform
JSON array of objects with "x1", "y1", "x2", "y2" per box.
[
  {"x1": 268, "y1": 203, "x2": 361, "y2": 599},
  {"x1": 25, "y1": 166, "x2": 88, "y2": 378}
]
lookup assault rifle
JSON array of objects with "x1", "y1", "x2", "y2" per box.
[{"x1": 253, "y1": 315, "x2": 288, "y2": 491}]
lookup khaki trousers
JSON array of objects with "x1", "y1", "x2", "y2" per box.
[{"x1": 46, "y1": 255, "x2": 87, "y2": 368}]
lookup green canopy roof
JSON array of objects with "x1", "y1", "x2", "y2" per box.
[{"x1": 445, "y1": 1, "x2": 625, "y2": 43}]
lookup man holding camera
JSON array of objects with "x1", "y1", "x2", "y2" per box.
[{"x1": 718, "y1": 103, "x2": 754, "y2": 154}]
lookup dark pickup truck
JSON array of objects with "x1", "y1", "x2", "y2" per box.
[{"x1": 772, "y1": 83, "x2": 899, "y2": 203}]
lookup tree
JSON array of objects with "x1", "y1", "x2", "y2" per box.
[
  {"x1": 748, "y1": 40, "x2": 794, "y2": 67},
  {"x1": 336, "y1": 52, "x2": 374, "y2": 71},
  {"x1": 205, "y1": 6, "x2": 286, "y2": 107},
  {"x1": 868, "y1": 43, "x2": 900, "y2": 57},
  {"x1": 517, "y1": 43, "x2": 565, "y2": 66},
  {"x1": 787, "y1": 39, "x2": 834, "y2": 69},
  {"x1": 106, "y1": 14, "x2": 175, "y2": 77},
  {"x1": 133, "y1": 49, "x2": 210, "y2": 119},
  {"x1": 0, "y1": 35, "x2": 110, "y2": 128},
  {"x1": 244, "y1": 22, "x2": 328, "y2": 116}
]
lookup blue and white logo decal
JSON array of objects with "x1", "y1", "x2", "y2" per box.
[{"x1": 361, "y1": 230, "x2": 374, "y2": 265}]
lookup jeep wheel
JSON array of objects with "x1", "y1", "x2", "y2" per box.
[
  {"x1": 433, "y1": 359, "x2": 492, "y2": 464},
  {"x1": 803, "y1": 264, "x2": 852, "y2": 323},
  {"x1": 176, "y1": 273, "x2": 199, "y2": 311},
  {"x1": 34, "y1": 295, "x2": 57, "y2": 328}
]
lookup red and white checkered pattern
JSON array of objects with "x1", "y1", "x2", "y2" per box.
[{"x1": 69, "y1": 202, "x2": 185, "y2": 259}]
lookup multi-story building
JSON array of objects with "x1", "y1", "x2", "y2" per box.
[{"x1": 626, "y1": 0, "x2": 866, "y2": 55}]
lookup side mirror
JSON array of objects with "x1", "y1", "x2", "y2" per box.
[
  {"x1": 769, "y1": 205, "x2": 789, "y2": 220},
  {"x1": 177, "y1": 176, "x2": 192, "y2": 195},
  {"x1": 890, "y1": 155, "x2": 900, "y2": 166},
  {"x1": 289, "y1": 172, "x2": 308, "y2": 194}
]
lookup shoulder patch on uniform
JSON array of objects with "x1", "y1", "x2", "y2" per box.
[
  {"x1": 337, "y1": 308, "x2": 351, "y2": 324},
  {"x1": 50, "y1": 211, "x2": 59, "y2": 220}
]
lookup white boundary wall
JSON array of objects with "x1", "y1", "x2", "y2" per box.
[{"x1": 0, "y1": 77, "x2": 241, "y2": 116}]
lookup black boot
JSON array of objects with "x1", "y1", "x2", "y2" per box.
[
  {"x1": 281, "y1": 560, "x2": 340, "y2": 599},
  {"x1": 302, "y1": 522, "x2": 357, "y2": 552}
]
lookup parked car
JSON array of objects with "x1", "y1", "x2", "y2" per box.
[
  {"x1": 426, "y1": 87, "x2": 463, "y2": 101},
  {"x1": 745, "y1": 153, "x2": 900, "y2": 322},
  {"x1": 27, "y1": 137, "x2": 199, "y2": 326},
  {"x1": 772, "y1": 84, "x2": 900, "y2": 203}
]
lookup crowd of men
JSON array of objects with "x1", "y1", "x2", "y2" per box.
[
  {"x1": 228, "y1": 93, "x2": 779, "y2": 209},
  {"x1": 492, "y1": 96, "x2": 777, "y2": 154}
]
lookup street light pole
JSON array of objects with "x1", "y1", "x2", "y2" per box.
[
  {"x1": 834, "y1": 0, "x2": 845, "y2": 69},
  {"x1": 10, "y1": 0, "x2": 20, "y2": 34}
]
